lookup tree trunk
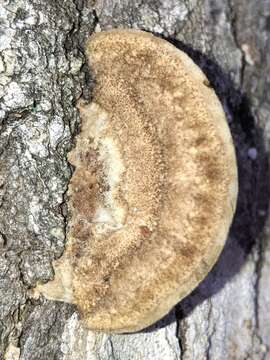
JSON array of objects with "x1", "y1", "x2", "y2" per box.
[{"x1": 0, "y1": 0, "x2": 269, "y2": 359}]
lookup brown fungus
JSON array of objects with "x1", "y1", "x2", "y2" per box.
[{"x1": 37, "y1": 29, "x2": 238, "y2": 333}]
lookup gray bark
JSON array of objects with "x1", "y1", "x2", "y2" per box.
[{"x1": 0, "y1": 0, "x2": 270, "y2": 359}]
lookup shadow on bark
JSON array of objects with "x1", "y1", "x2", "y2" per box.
[{"x1": 139, "y1": 37, "x2": 270, "y2": 333}]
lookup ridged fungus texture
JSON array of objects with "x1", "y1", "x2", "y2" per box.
[{"x1": 37, "y1": 29, "x2": 238, "y2": 333}]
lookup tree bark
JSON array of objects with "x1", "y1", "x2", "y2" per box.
[{"x1": 0, "y1": 0, "x2": 269, "y2": 359}]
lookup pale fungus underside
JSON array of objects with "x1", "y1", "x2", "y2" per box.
[{"x1": 38, "y1": 29, "x2": 238, "y2": 333}]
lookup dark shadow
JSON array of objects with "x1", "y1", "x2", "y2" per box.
[{"x1": 138, "y1": 36, "x2": 270, "y2": 334}]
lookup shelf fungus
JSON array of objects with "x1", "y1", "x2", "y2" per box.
[{"x1": 37, "y1": 30, "x2": 238, "y2": 333}]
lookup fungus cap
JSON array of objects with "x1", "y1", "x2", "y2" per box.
[{"x1": 38, "y1": 29, "x2": 238, "y2": 333}]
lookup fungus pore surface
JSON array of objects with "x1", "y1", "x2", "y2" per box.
[{"x1": 38, "y1": 29, "x2": 238, "y2": 333}]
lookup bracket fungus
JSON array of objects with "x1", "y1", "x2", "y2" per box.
[{"x1": 38, "y1": 29, "x2": 238, "y2": 333}]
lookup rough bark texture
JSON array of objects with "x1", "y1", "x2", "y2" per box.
[{"x1": 0, "y1": 0, "x2": 269, "y2": 359}]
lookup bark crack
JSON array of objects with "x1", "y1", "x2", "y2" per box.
[
  {"x1": 253, "y1": 239, "x2": 270, "y2": 356},
  {"x1": 227, "y1": 0, "x2": 246, "y2": 86}
]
